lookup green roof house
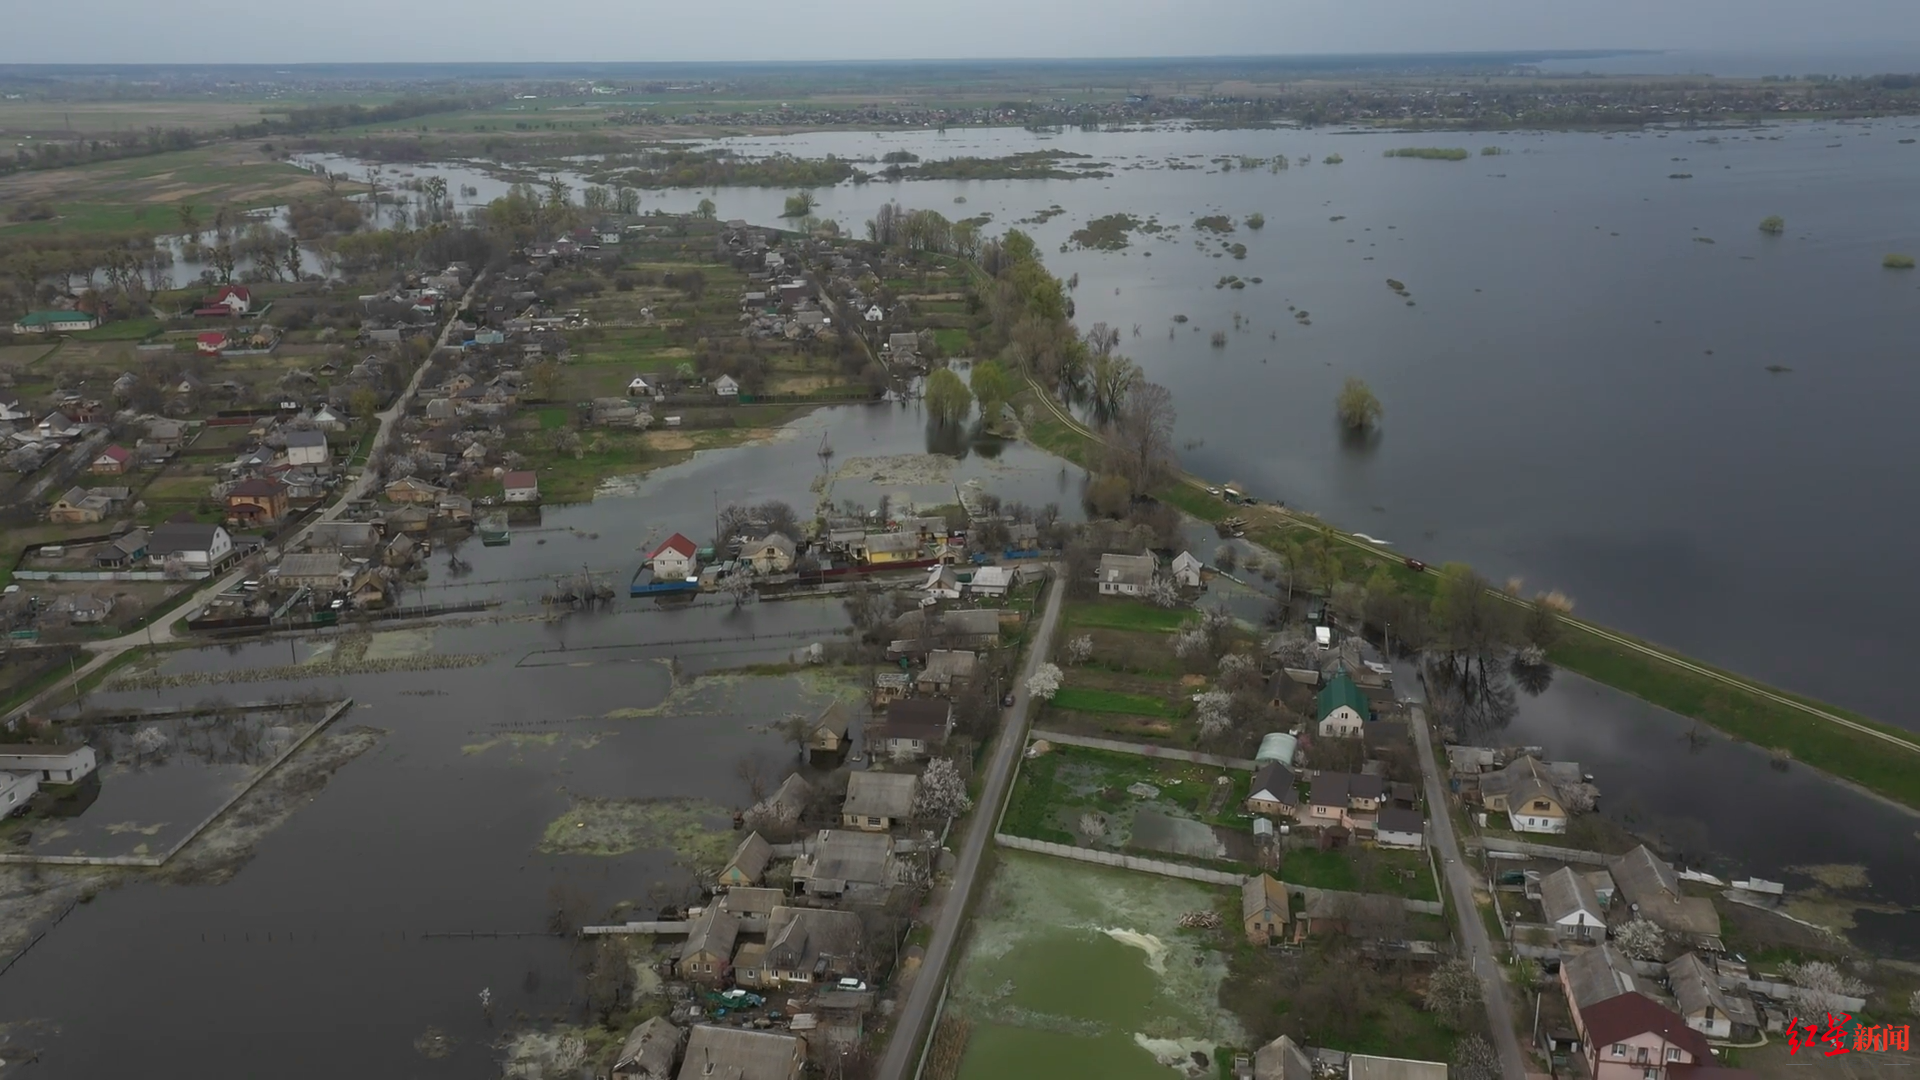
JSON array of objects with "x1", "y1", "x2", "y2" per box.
[
  {"x1": 12, "y1": 311, "x2": 100, "y2": 335},
  {"x1": 1316, "y1": 664, "x2": 1370, "y2": 739}
]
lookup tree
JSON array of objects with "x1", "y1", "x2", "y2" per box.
[
  {"x1": 1109, "y1": 380, "x2": 1176, "y2": 497},
  {"x1": 176, "y1": 203, "x2": 200, "y2": 242},
  {"x1": 695, "y1": 197, "x2": 717, "y2": 220},
  {"x1": 1144, "y1": 578, "x2": 1180, "y2": 609},
  {"x1": 209, "y1": 244, "x2": 236, "y2": 283},
  {"x1": 1193, "y1": 690, "x2": 1232, "y2": 740},
  {"x1": 915, "y1": 757, "x2": 973, "y2": 821},
  {"x1": 1451, "y1": 1035, "x2": 1499, "y2": 1080},
  {"x1": 528, "y1": 360, "x2": 565, "y2": 402},
  {"x1": 1759, "y1": 215, "x2": 1786, "y2": 235},
  {"x1": 1613, "y1": 917, "x2": 1668, "y2": 961},
  {"x1": 721, "y1": 572, "x2": 754, "y2": 607},
  {"x1": 969, "y1": 359, "x2": 1014, "y2": 421},
  {"x1": 1779, "y1": 960, "x2": 1869, "y2": 1016},
  {"x1": 1213, "y1": 544, "x2": 1237, "y2": 572},
  {"x1": 1245, "y1": 212, "x2": 1266, "y2": 230},
  {"x1": 284, "y1": 236, "x2": 304, "y2": 280},
  {"x1": 924, "y1": 368, "x2": 973, "y2": 426},
  {"x1": 1336, "y1": 376, "x2": 1383, "y2": 430},
  {"x1": 348, "y1": 386, "x2": 380, "y2": 423},
  {"x1": 781, "y1": 191, "x2": 817, "y2": 218},
  {"x1": 1065, "y1": 634, "x2": 1094, "y2": 665},
  {"x1": 1025, "y1": 662, "x2": 1062, "y2": 700},
  {"x1": 1422, "y1": 958, "x2": 1483, "y2": 1028}
]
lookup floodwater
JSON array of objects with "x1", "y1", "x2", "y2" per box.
[
  {"x1": 952, "y1": 851, "x2": 1239, "y2": 1080},
  {"x1": 312, "y1": 116, "x2": 1920, "y2": 726}
]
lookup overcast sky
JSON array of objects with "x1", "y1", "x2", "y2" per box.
[{"x1": 3, "y1": 1, "x2": 1918, "y2": 65}]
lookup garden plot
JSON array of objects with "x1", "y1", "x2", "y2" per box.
[{"x1": 1003, "y1": 745, "x2": 1252, "y2": 866}]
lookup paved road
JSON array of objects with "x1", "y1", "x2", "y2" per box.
[
  {"x1": 874, "y1": 568, "x2": 1067, "y2": 1080},
  {"x1": 1400, "y1": 666, "x2": 1529, "y2": 1080},
  {"x1": 3, "y1": 275, "x2": 484, "y2": 725}
]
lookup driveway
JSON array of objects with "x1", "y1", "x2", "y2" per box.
[{"x1": 874, "y1": 569, "x2": 1067, "y2": 1080}]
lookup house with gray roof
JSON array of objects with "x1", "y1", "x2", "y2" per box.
[
  {"x1": 718, "y1": 831, "x2": 773, "y2": 888},
  {"x1": 613, "y1": 1016, "x2": 682, "y2": 1080},
  {"x1": 675, "y1": 1026, "x2": 804, "y2": 1080},
  {"x1": 1611, "y1": 845, "x2": 1721, "y2": 938},
  {"x1": 1561, "y1": 942, "x2": 1641, "y2": 1012},
  {"x1": 842, "y1": 771, "x2": 918, "y2": 831},
  {"x1": 1097, "y1": 551, "x2": 1158, "y2": 596},
  {"x1": 1665, "y1": 951, "x2": 1756, "y2": 1040},
  {"x1": 1540, "y1": 865, "x2": 1609, "y2": 943},
  {"x1": 678, "y1": 906, "x2": 741, "y2": 984},
  {"x1": 792, "y1": 829, "x2": 895, "y2": 901}
]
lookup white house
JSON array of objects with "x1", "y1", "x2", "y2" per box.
[
  {"x1": 1540, "y1": 866, "x2": 1608, "y2": 944},
  {"x1": 969, "y1": 565, "x2": 1013, "y2": 597},
  {"x1": 0, "y1": 771, "x2": 38, "y2": 815},
  {"x1": 864, "y1": 304, "x2": 884, "y2": 323},
  {"x1": 626, "y1": 376, "x2": 654, "y2": 398},
  {"x1": 147, "y1": 522, "x2": 233, "y2": 571},
  {"x1": 283, "y1": 429, "x2": 330, "y2": 467},
  {"x1": 502, "y1": 470, "x2": 540, "y2": 503},
  {"x1": 1171, "y1": 550, "x2": 1204, "y2": 588},
  {"x1": 713, "y1": 375, "x2": 740, "y2": 398},
  {"x1": 12, "y1": 311, "x2": 99, "y2": 334},
  {"x1": 0, "y1": 744, "x2": 97, "y2": 784},
  {"x1": 1096, "y1": 552, "x2": 1157, "y2": 597},
  {"x1": 1374, "y1": 806, "x2": 1426, "y2": 849},
  {"x1": 648, "y1": 533, "x2": 699, "y2": 581}
]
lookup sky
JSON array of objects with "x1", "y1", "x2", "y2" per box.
[{"x1": 2, "y1": 0, "x2": 1918, "y2": 65}]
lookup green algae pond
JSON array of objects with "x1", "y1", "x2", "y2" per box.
[{"x1": 950, "y1": 851, "x2": 1241, "y2": 1080}]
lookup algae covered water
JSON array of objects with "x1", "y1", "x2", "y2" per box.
[{"x1": 952, "y1": 851, "x2": 1241, "y2": 1080}]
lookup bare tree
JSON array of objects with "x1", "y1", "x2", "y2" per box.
[
  {"x1": 734, "y1": 755, "x2": 769, "y2": 801},
  {"x1": 1064, "y1": 634, "x2": 1094, "y2": 665},
  {"x1": 1108, "y1": 380, "x2": 1177, "y2": 498},
  {"x1": 778, "y1": 712, "x2": 812, "y2": 760}
]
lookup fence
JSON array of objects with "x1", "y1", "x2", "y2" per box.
[
  {"x1": 0, "y1": 697, "x2": 355, "y2": 868},
  {"x1": 1028, "y1": 729, "x2": 1256, "y2": 770},
  {"x1": 994, "y1": 833, "x2": 1247, "y2": 885},
  {"x1": 1466, "y1": 836, "x2": 1613, "y2": 866},
  {"x1": 10, "y1": 569, "x2": 190, "y2": 582}
]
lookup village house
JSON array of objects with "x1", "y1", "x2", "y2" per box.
[
  {"x1": 37, "y1": 410, "x2": 84, "y2": 439},
  {"x1": 678, "y1": 906, "x2": 741, "y2": 984},
  {"x1": 307, "y1": 521, "x2": 380, "y2": 557},
  {"x1": 502, "y1": 470, "x2": 540, "y2": 503},
  {"x1": 734, "y1": 906, "x2": 864, "y2": 990},
  {"x1": 383, "y1": 504, "x2": 433, "y2": 534},
  {"x1": 1611, "y1": 845, "x2": 1721, "y2": 939},
  {"x1": 0, "y1": 772, "x2": 37, "y2": 815},
  {"x1": 872, "y1": 671, "x2": 911, "y2": 706},
  {"x1": 718, "y1": 831, "x2": 774, "y2": 888},
  {"x1": 1479, "y1": 754, "x2": 1571, "y2": 833},
  {"x1": 675, "y1": 1026, "x2": 805, "y2": 1080},
  {"x1": 649, "y1": 533, "x2": 699, "y2": 581},
  {"x1": 885, "y1": 332, "x2": 920, "y2": 363},
  {"x1": 147, "y1": 522, "x2": 233, "y2": 571},
  {"x1": 1096, "y1": 550, "x2": 1159, "y2": 596},
  {"x1": 48, "y1": 592, "x2": 115, "y2": 625},
  {"x1": 12, "y1": 310, "x2": 100, "y2": 334},
  {"x1": 1307, "y1": 771, "x2": 1384, "y2": 830},
  {"x1": 49, "y1": 486, "x2": 125, "y2": 524},
  {"x1": 1245, "y1": 761, "x2": 1301, "y2": 818},
  {"x1": 1373, "y1": 806, "x2": 1426, "y2": 850},
  {"x1": 889, "y1": 608, "x2": 1007, "y2": 656},
  {"x1": 1540, "y1": 866, "x2": 1609, "y2": 944},
  {"x1": 0, "y1": 744, "x2": 97, "y2": 784},
  {"x1": 791, "y1": 829, "x2": 896, "y2": 901},
  {"x1": 271, "y1": 552, "x2": 349, "y2": 593},
  {"x1": 1568, "y1": 989, "x2": 1713, "y2": 1080},
  {"x1": 746, "y1": 773, "x2": 813, "y2": 831},
  {"x1": 225, "y1": 477, "x2": 289, "y2": 527},
  {"x1": 1316, "y1": 665, "x2": 1371, "y2": 738},
  {"x1": 1666, "y1": 952, "x2": 1758, "y2": 1041},
  {"x1": 741, "y1": 532, "x2": 796, "y2": 574},
  {"x1": 842, "y1": 771, "x2": 918, "y2": 831},
  {"x1": 968, "y1": 564, "x2": 1014, "y2": 597},
  {"x1": 1242, "y1": 873, "x2": 1289, "y2": 945},
  {"x1": 90, "y1": 444, "x2": 131, "y2": 475},
  {"x1": 809, "y1": 701, "x2": 853, "y2": 758},
  {"x1": 283, "y1": 429, "x2": 330, "y2": 468},
  {"x1": 196, "y1": 331, "x2": 227, "y2": 356},
  {"x1": 94, "y1": 528, "x2": 150, "y2": 568},
  {"x1": 916, "y1": 649, "x2": 977, "y2": 696},
  {"x1": 1253, "y1": 1035, "x2": 1311, "y2": 1080},
  {"x1": 196, "y1": 284, "x2": 252, "y2": 317},
  {"x1": 1171, "y1": 550, "x2": 1204, "y2": 588},
  {"x1": 610, "y1": 1016, "x2": 681, "y2": 1080},
  {"x1": 870, "y1": 699, "x2": 952, "y2": 761},
  {"x1": 383, "y1": 476, "x2": 445, "y2": 504},
  {"x1": 713, "y1": 374, "x2": 740, "y2": 398},
  {"x1": 859, "y1": 531, "x2": 921, "y2": 565}
]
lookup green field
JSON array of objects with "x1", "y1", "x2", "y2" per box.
[
  {"x1": 1049, "y1": 686, "x2": 1180, "y2": 718},
  {"x1": 1065, "y1": 599, "x2": 1189, "y2": 633},
  {"x1": 0, "y1": 143, "x2": 342, "y2": 239},
  {"x1": 1280, "y1": 847, "x2": 1438, "y2": 902}
]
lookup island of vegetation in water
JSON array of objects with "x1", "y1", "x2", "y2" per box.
[
  {"x1": 1384, "y1": 147, "x2": 1470, "y2": 160},
  {"x1": 1068, "y1": 213, "x2": 1166, "y2": 251},
  {"x1": 878, "y1": 150, "x2": 1111, "y2": 181}
]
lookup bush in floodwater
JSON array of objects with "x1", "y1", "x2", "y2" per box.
[
  {"x1": 1245, "y1": 212, "x2": 1265, "y2": 230},
  {"x1": 1210, "y1": 331, "x2": 1228, "y2": 347},
  {"x1": 1384, "y1": 147, "x2": 1469, "y2": 161},
  {"x1": 1195, "y1": 215, "x2": 1235, "y2": 233},
  {"x1": 1759, "y1": 215, "x2": 1786, "y2": 235},
  {"x1": 1884, "y1": 253, "x2": 1917, "y2": 269},
  {"x1": 1323, "y1": 153, "x2": 1344, "y2": 164},
  {"x1": 1480, "y1": 146, "x2": 1505, "y2": 156},
  {"x1": 1173, "y1": 313, "x2": 1189, "y2": 323}
]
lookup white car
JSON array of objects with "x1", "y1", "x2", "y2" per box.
[
  {"x1": 835, "y1": 978, "x2": 868, "y2": 992},
  {"x1": 1205, "y1": 486, "x2": 1221, "y2": 496}
]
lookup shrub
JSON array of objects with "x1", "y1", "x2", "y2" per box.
[
  {"x1": 1759, "y1": 215, "x2": 1785, "y2": 235},
  {"x1": 1884, "y1": 253, "x2": 1916, "y2": 269}
]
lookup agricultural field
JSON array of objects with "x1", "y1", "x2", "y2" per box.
[{"x1": 0, "y1": 142, "x2": 339, "y2": 239}]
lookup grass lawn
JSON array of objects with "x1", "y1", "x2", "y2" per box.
[
  {"x1": 931, "y1": 327, "x2": 970, "y2": 354},
  {"x1": 1001, "y1": 744, "x2": 1249, "y2": 844},
  {"x1": 1066, "y1": 598, "x2": 1190, "y2": 633},
  {"x1": 1549, "y1": 622, "x2": 1920, "y2": 811},
  {"x1": 1050, "y1": 685, "x2": 1181, "y2": 718},
  {"x1": 71, "y1": 318, "x2": 161, "y2": 342},
  {"x1": 1281, "y1": 846, "x2": 1438, "y2": 901}
]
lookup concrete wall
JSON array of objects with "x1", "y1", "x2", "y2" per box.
[
  {"x1": 1028, "y1": 729, "x2": 1256, "y2": 771},
  {"x1": 1469, "y1": 836, "x2": 1612, "y2": 866},
  {"x1": 994, "y1": 833, "x2": 1248, "y2": 886},
  {"x1": 10, "y1": 570, "x2": 190, "y2": 582}
]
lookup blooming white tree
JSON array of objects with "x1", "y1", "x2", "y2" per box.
[
  {"x1": 914, "y1": 757, "x2": 974, "y2": 821},
  {"x1": 1065, "y1": 634, "x2": 1094, "y2": 665},
  {"x1": 1423, "y1": 958, "x2": 1484, "y2": 1027},
  {"x1": 1025, "y1": 662, "x2": 1062, "y2": 701},
  {"x1": 1450, "y1": 1035, "x2": 1499, "y2": 1080},
  {"x1": 1780, "y1": 961, "x2": 1870, "y2": 1016},
  {"x1": 1193, "y1": 690, "x2": 1233, "y2": 740},
  {"x1": 131, "y1": 726, "x2": 169, "y2": 756},
  {"x1": 1613, "y1": 917, "x2": 1669, "y2": 961},
  {"x1": 1144, "y1": 578, "x2": 1180, "y2": 608},
  {"x1": 1173, "y1": 627, "x2": 1209, "y2": 659}
]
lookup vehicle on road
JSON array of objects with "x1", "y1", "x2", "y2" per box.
[
  {"x1": 1205, "y1": 486, "x2": 1221, "y2": 496},
  {"x1": 1404, "y1": 558, "x2": 1427, "y2": 572},
  {"x1": 836, "y1": 978, "x2": 869, "y2": 992}
]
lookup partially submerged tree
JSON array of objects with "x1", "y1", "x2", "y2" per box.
[
  {"x1": 1336, "y1": 376, "x2": 1383, "y2": 431},
  {"x1": 925, "y1": 368, "x2": 973, "y2": 426}
]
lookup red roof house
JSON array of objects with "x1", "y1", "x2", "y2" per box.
[
  {"x1": 90, "y1": 444, "x2": 132, "y2": 475},
  {"x1": 502, "y1": 470, "x2": 540, "y2": 503},
  {"x1": 195, "y1": 284, "x2": 253, "y2": 317},
  {"x1": 1576, "y1": 992, "x2": 1714, "y2": 1080},
  {"x1": 648, "y1": 533, "x2": 700, "y2": 579},
  {"x1": 196, "y1": 331, "x2": 227, "y2": 355}
]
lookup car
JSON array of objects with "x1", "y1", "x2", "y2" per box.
[
  {"x1": 1204, "y1": 486, "x2": 1221, "y2": 497},
  {"x1": 835, "y1": 978, "x2": 869, "y2": 992},
  {"x1": 1404, "y1": 558, "x2": 1427, "y2": 572},
  {"x1": 330, "y1": 599, "x2": 346, "y2": 611},
  {"x1": 240, "y1": 579, "x2": 262, "y2": 591},
  {"x1": 1002, "y1": 692, "x2": 1015, "y2": 708}
]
